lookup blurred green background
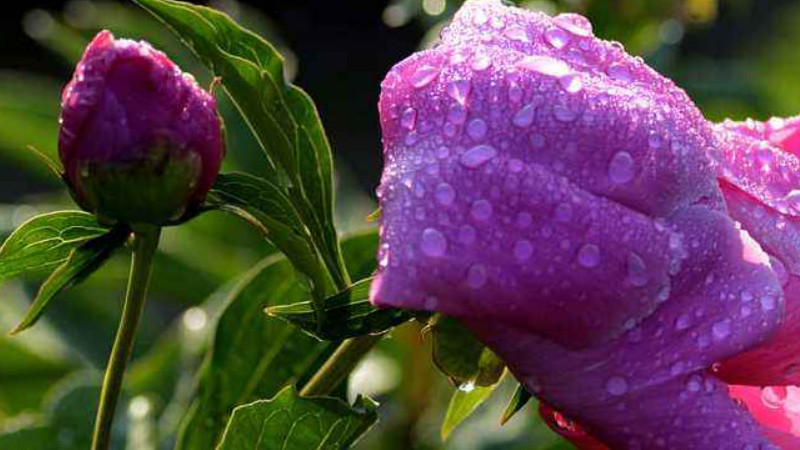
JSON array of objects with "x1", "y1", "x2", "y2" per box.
[{"x1": 0, "y1": 0, "x2": 796, "y2": 448}]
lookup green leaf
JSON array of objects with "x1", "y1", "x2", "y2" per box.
[
  {"x1": 429, "y1": 315, "x2": 505, "y2": 387},
  {"x1": 217, "y1": 386, "x2": 377, "y2": 450},
  {"x1": 207, "y1": 172, "x2": 333, "y2": 296},
  {"x1": 175, "y1": 256, "x2": 331, "y2": 450},
  {"x1": 134, "y1": 0, "x2": 346, "y2": 289},
  {"x1": 266, "y1": 277, "x2": 411, "y2": 340},
  {"x1": 441, "y1": 382, "x2": 501, "y2": 441},
  {"x1": 176, "y1": 231, "x2": 381, "y2": 449},
  {"x1": 10, "y1": 226, "x2": 129, "y2": 335},
  {"x1": 500, "y1": 383, "x2": 533, "y2": 425},
  {"x1": 0, "y1": 211, "x2": 109, "y2": 282}
]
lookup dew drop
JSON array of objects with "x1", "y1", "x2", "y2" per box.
[
  {"x1": 686, "y1": 375, "x2": 702, "y2": 392},
  {"x1": 466, "y1": 263, "x2": 487, "y2": 289},
  {"x1": 553, "y1": 104, "x2": 578, "y2": 122},
  {"x1": 554, "y1": 203, "x2": 572, "y2": 222},
  {"x1": 608, "y1": 151, "x2": 635, "y2": 184},
  {"x1": 470, "y1": 199, "x2": 493, "y2": 221},
  {"x1": 467, "y1": 118, "x2": 488, "y2": 140},
  {"x1": 400, "y1": 107, "x2": 417, "y2": 130},
  {"x1": 420, "y1": 228, "x2": 447, "y2": 257},
  {"x1": 544, "y1": 27, "x2": 571, "y2": 49},
  {"x1": 435, "y1": 183, "x2": 455, "y2": 206},
  {"x1": 559, "y1": 73, "x2": 583, "y2": 93},
  {"x1": 472, "y1": 10, "x2": 487, "y2": 26},
  {"x1": 761, "y1": 386, "x2": 787, "y2": 409},
  {"x1": 378, "y1": 243, "x2": 390, "y2": 268},
  {"x1": 675, "y1": 314, "x2": 691, "y2": 331},
  {"x1": 460, "y1": 145, "x2": 497, "y2": 168},
  {"x1": 577, "y1": 244, "x2": 600, "y2": 268},
  {"x1": 607, "y1": 63, "x2": 633, "y2": 83},
  {"x1": 471, "y1": 53, "x2": 492, "y2": 71},
  {"x1": 459, "y1": 225, "x2": 476, "y2": 244},
  {"x1": 605, "y1": 376, "x2": 628, "y2": 396},
  {"x1": 508, "y1": 158, "x2": 524, "y2": 173},
  {"x1": 410, "y1": 65, "x2": 440, "y2": 88},
  {"x1": 553, "y1": 13, "x2": 593, "y2": 37},
  {"x1": 447, "y1": 106, "x2": 467, "y2": 125},
  {"x1": 447, "y1": 80, "x2": 471, "y2": 105},
  {"x1": 514, "y1": 240, "x2": 534, "y2": 261},
  {"x1": 459, "y1": 380, "x2": 476, "y2": 392},
  {"x1": 512, "y1": 103, "x2": 536, "y2": 128},
  {"x1": 712, "y1": 319, "x2": 731, "y2": 340},
  {"x1": 436, "y1": 146, "x2": 450, "y2": 159},
  {"x1": 761, "y1": 294, "x2": 777, "y2": 311},
  {"x1": 518, "y1": 55, "x2": 571, "y2": 77},
  {"x1": 626, "y1": 252, "x2": 648, "y2": 287},
  {"x1": 504, "y1": 26, "x2": 530, "y2": 42},
  {"x1": 530, "y1": 133, "x2": 546, "y2": 149}
]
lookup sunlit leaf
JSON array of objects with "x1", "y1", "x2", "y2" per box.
[{"x1": 0, "y1": 211, "x2": 110, "y2": 282}]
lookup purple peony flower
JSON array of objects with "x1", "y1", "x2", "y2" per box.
[
  {"x1": 369, "y1": 0, "x2": 800, "y2": 447},
  {"x1": 59, "y1": 30, "x2": 224, "y2": 226}
]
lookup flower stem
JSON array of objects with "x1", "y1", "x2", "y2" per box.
[
  {"x1": 91, "y1": 226, "x2": 161, "y2": 450},
  {"x1": 300, "y1": 334, "x2": 383, "y2": 397}
]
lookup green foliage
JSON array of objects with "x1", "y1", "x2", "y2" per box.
[
  {"x1": 441, "y1": 382, "x2": 501, "y2": 441},
  {"x1": 0, "y1": 211, "x2": 109, "y2": 282},
  {"x1": 11, "y1": 226, "x2": 128, "y2": 334},
  {"x1": 175, "y1": 254, "x2": 330, "y2": 450},
  {"x1": 501, "y1": 383, "x2": 533, "y2": 426},
  {"x1": 207, "y1": 172, "x2": 333, "y2": 297},
  {"x1": 428, "y1": 315, "x2": 505, "y2": 387},
  {"x1": 217, "y1": 386, "x2": 377, "y2": 450},
  {"x1": 267, "y1": 277, "x2": 412, "y2": 340}
]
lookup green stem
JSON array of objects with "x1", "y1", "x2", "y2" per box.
[
  {"x1": 300, "y1": 334, "x2": 383, "y2": 397},
  {"x1": 91, "y1": 226, "x2": 161, "y2": 450}
]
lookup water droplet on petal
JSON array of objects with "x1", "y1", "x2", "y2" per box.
[
  {"x1": 401, "y1": 107, "x2": 417, "y2": 130},
  {"x1": 559, "y1": 73, "x2": 583, "y2": 93},
  {"x1": 410, "y1": 65, "x2": 440, "y2": 88},
  {"x1": 513, "y1": 240, "x2": 533, "y2": 261},
  {"x1": 577, "y1": 244, "x2": 600, "y2": 268},
  {"x1": 466, "y1": 263, "x2": 487, "y2": 289},
  {"x1": 530, "y1": 133, "x2": 546, "y2": 149},
  {"x1": 761, "y1": 386, "x2": 788, "y2": 409},
  {"x1": 472, "y1": 10, "x2": 487, "y2": 26},
  {"x1": 470, "y1": 199, "x2": 493, "y2": 221},
  {"x1": 471, "y1": 53, "x2": 492, "y2": 71},
  {"x1": 712, "y1": 319, "x2": 731, "y2": 340},
  {"x1": 504, "y1": 26, "x2": 530, "y2": 42},
  {"x1": 435, "y1": 183, "x2": 455, "y2": 205},
  {"x1": 544, "y1": 27, "x2": 571, "y2": 49},
  {"x1": 508, "y1": 158, "x2": 524, "y2": 173},
  {"x1": 761, "y1": 294, "x2": 777, "y2": 311},
  {"x1": 553, "y1": 104, "x2": 578, "y2": 122},
  {"x1": 459, "y1": 225, "x2": 476, "y2": 244},
  {"x1": 378, "y1": 243, "x2": 390, "y2": 268},
  {"x1": 447, "y1": 106, "x2": 467, "y2": 124},
  {"x1": 446, "y1": 80, "x2": 471, "y2": 105},
  {"x1": 606, "y1": 376, "x2": 628, "y2": 396},
  {"x1": 608, "y1": 151, "x2": 635, "y2": 184},
  {"x1": 518, "y1": 55, "x2": 571, "y2": 77},
  {"x1": 553, "y1": 13, "x2": 593, "y2": 37},
  {"x1": 626, "y1": 252, "x2": 648, "y2": 287},
  {"x1": 459, "y1": 380, "x2": 476, "y2": 392},
  {"x1": 686, "y1": 375, "x2": 702, "y2": 392},
  {"x1": 460, "y1": 145, "x2": 497, "y2": 169},
  {"x1": 467, "y1": 118, "x2": 488, "y2": 140},
  {"x1": 607, "y1": 63, "x2": 633, "y2": 83},
  {"x1": 420, "y1": 228, "x2": 447, "y2": 257},
  {"x1": 675, "y1": 314, "x2": 691, "y2": 331},
  {"x1": 512, "y1": 103, "x2": 536, "y2": 128}
]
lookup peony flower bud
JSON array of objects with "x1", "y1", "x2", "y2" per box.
[
  {"x1": 370, "y1": 0, "x2": 789, "y2": 447},
  {"x1": 59, "y1": 31, "x2": 224, "y2": 226}
]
